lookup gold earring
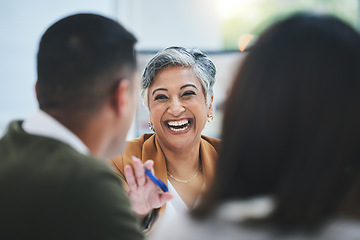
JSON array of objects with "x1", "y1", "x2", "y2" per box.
[
  {"x1": 148, "y1": 122, "x2": 154, "y2": 131},
  {"x1": 207, "y1": 115, "x2": 213, "y2": 123}
]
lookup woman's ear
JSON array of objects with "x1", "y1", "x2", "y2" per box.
[{"x1": 207, "y1": 95, "x2": 214, "y2": 116}]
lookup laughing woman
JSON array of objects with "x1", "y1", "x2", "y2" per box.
[{"x1": 112, "y1": 46, "x2": 221, "y2": 229}]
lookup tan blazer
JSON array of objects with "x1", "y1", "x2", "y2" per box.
[{"x1": 111, "y1": 133, "x2": 221, "y2": 214}]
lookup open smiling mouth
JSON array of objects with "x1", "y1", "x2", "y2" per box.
[{"x1": 166, "y1": 119, "x2": 192, "y2": 132}]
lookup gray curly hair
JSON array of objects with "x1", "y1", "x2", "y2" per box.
[{"x1": 141, "y1": 46, "x2": 216, "y2": 109}]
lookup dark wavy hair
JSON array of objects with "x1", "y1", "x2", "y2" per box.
[{"x1": 193, "y1": 13, "x2": 360, "y2": 230}]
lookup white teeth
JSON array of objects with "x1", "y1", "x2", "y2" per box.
[
  {"x1": 169, "y1": 125, "x2": 190, "y2": 132},
  {"x1": 167, "y1": 119, "x2": 191, "y2": 132},
  {"x1": 167, "y1": 119, "x2": 189, "y2": 127}
]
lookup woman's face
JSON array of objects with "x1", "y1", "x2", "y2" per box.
[{"x1": 148, "y1": 66, "x2": 212, "y2": 152}]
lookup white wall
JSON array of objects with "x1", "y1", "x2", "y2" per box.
[
  {"x1": 0, "y1": 0, "x2": 224, "y2": 137},
  {"x1": 0, "y1": 0, "x2": 117, "y2": 136},
  {"x1": 116, "y1": 0, "x2": 222, "y2": 51}
]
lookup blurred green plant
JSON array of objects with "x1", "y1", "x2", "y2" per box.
[{"x1": 221, "y1": 0, "x2": 358, "y2": 50}]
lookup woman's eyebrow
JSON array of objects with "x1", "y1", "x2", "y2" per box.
[
  {"x1": 152, "y1": 88, "x2": 168, "y2": 96},
  {"x1": 180, "y1": 84, "x2": 198, "y2": 90}
]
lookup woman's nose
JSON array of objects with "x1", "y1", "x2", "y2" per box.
[{"x1": 167, "y1": 98, "x2": 185, "y2": 116}]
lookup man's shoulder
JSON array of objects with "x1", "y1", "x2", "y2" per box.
[
  {"x1": 0, "y1": 120, "x2": 127, "y2": 206},
  {"x1": 0, "y1": 122, "x2": 143, "y2": 240},
  {"x1": 0, "y1": 120, "x2": 113, "y2": 182}
]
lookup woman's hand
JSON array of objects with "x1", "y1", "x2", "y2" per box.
[{"x1": 124, "y1": 157, "x2": 173, "y2": 218}]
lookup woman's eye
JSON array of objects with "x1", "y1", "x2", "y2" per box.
[
  {"x1": 182, "y1": 91, "x2": 196, "y2": 97},
  {"x1": 155, "y1": 94, "x2": 168, "y2": 100}
]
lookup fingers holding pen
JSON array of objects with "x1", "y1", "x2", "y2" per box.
[
  {"x1": 124, "y1": 156, "x2": 172, "y2": 216},
  {"x1": 143, "y1": 159, "x2": 155, "y2": 174},
  {"x1": 131, "y1": 157, "x2": 147, "y2": 186},
  {"x1": 124, "y1": 164, "x2": 138, "y2": 192},
  {"x1": 125, "y1": 156, "x2": 156, "y2": 189}
]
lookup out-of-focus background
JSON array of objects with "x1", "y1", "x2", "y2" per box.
[{"x1": 0, "y1": 0, "x2": 358, "y2": 139}]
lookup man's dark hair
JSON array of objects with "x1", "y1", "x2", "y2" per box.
[{"x1": 37, "y1": 13, "x2": 137, "y2": 114}]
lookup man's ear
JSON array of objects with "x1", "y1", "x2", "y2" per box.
[
  {"x1": 111, "y1": 79, "x2": 131, "y2": 117},
  {"x1": 35, "y1": 81, "x2": 39, "y2": 101}
]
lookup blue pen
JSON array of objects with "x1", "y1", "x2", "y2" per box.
[
  {"x1": 145, "y1": 169, "x2": 169, "y2": 192},
  {"x1": 132, "y1": 156, "x2": 168, "y2": 192}
]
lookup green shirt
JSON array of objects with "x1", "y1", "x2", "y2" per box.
[{"x1": 0, "y1": 121, "x2": 144, "y2": 240}]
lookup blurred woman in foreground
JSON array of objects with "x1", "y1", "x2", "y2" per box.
[{"x1": 150, "y1": 13, "x2": 360, "y2": 239}]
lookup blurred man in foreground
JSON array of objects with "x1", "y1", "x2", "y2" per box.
[{"x1": 0, "y1": 13, "x2": 144, "y2": 240}]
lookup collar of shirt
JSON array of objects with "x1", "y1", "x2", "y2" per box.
[
  {"x1": 215, "y1": 196, "x2": 275, "y2": 223},
  {"x1": 22, "y1": 109, "x2": 89, "y2": 155}
]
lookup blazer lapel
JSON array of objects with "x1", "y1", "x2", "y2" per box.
[
  {"x1": 141, "y1": 134, "x2": 168, "y2": 187},
  {"x1": 141, "y1": 134, "x2": 168, "y2": 213},
  {"x1": 200, "y1": 137, "x2": 219, "y2": 187}
]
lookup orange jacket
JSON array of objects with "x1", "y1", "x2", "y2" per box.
[{"x1": 111, "y1": 133, "x2": 221, "y2": 214}]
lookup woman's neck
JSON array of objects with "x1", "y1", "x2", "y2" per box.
[
  {"x1": 160, "y1": 141, "x2": 201, "y2": 179},
  {"x1": 157, "y1": 137, "x2": 204, "y2": 209}
]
